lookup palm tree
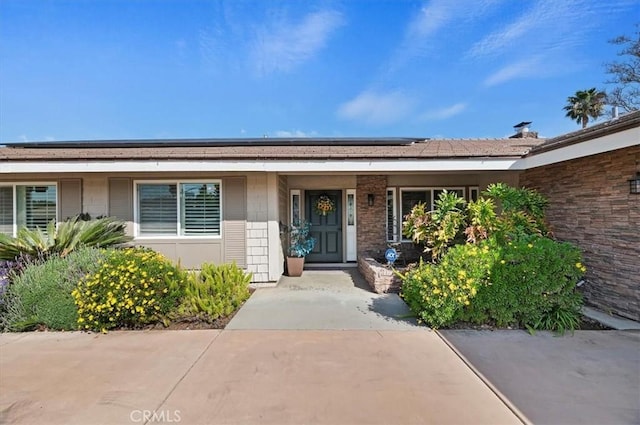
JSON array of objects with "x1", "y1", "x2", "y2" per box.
[{"x1": 563, "y1": 88, "x2": 607, "y2": 129}]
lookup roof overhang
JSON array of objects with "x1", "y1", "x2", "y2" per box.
[
  {"x1": 0, "y1": 158, "x2": 521, "y2": 174},
  {"x1": 515, "y1": 124, "x2": 639, "y2": 170}
]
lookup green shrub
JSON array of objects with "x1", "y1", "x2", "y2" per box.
[
  {"x1": 0, "y1": 216, "x2": 132, "y2": 261},
  {"x1": 72, "y1": 247, "x2": 186, "y2": 332},
  {"x1": 179, "y1": 262, "x2": 252, "y2": 321},
  {"x1": 400, "y1": 241, "x2": 496, "y2": 328},
  {"x1": 483, "y1": 183, "x2": 549, "y2": 240},
  {"x1": 400, "y1": 236, "x2": 585, "y2": 333},
  {"x1": 1, "y1": 247, "x2": 107, "y2": 331},
  {"x1": 460, "y1": 237, "x2": 585, "y2": 333}
]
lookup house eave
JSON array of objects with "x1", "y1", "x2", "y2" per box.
[{"x1": 0, "y1": 158, "x2": 524, "y2": 174}]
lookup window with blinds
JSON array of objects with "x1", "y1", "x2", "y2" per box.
[
  {"x1": 16, "y1": 185, "x2": 57, "y2": 230},
  {"x1": 0, "y1": 186, "x2": 13, "y2": 235},
  {"x1": 138, "y1": 184, "x2": 177, "y2": 235},
  {"x1": 180, "y1": 183, "x2": 220, "y2": 236},
  {"x1": 136, "y1": 182, "x2": 221, "y2": 237}
]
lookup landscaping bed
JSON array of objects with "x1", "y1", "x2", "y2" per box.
[{"x1": 0, "y1": 216, "x2": 254, "y2": 334}]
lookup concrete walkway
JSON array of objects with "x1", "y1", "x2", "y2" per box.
[{"x1": 229, "y1": 269, "x2": 419, "y2": 330}]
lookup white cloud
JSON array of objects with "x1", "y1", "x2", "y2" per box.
[
  {"x1": 338, "y1": 91, "x2": 415, "y2": 125},
  {"x1": 406, "y1": 0, "x2": 451, "y2": 39},
  {"x1": 467, "y1": 0, "x2": 633, "y2": 60},
  {"x1": 386, "y1": 0, "x2": 501, "y2": 71},
  {"x1": 483, "y1": 56, "x2": 544, "y2": 87},
  {"x1": 251, "y1": 9, "x2": 344, "y2": 75},
  {"x1": 420, "y1": 102, "x2": 468, "y2": 120},
  {"x1": 274, "y1": 130, "x2": 318, "y2": 138}
]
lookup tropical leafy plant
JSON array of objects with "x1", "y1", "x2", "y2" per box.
[
  {"x1": 563, "y1": 87, "x2": 607, "y2": 128},
  {"x1": 0, "y1": 216, "x2": 132, "y2": 260},
  {"x1": 483, "y1": 183, "x2": 549, "y2": 240},
  {"x1": 403, "y1": 190, "x2": 466, "y2": 260}
]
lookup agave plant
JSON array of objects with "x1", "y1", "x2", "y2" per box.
[{"x1": 0, "y1": 216, "x2": 132, "y2": 260}]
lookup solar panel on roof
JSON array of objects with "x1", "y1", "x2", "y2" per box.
[{"x1": 5, "y1": 137, "x2": 424, "y2": 148}]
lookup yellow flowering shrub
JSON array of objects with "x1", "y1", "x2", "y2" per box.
[
  {"x1": 72, "y1": 247, "x2": 186, "y2": 332},
  {"x1": 400, "y1": 241, "x2": 496, "y2": 328}
]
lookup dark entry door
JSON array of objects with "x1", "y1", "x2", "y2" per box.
[{"x1": 305, "y1": 190, "x2": 342, "y2": 263}]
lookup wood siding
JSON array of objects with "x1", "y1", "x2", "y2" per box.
[{"x1": 223, "y1": 177, "x2": 247, "y2": 267}]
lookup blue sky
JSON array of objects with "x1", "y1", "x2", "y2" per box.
[{"x1": 0, "y1": 0, "x2": 638, "y2": 143}]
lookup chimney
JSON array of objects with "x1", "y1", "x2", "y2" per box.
[
  {"x1": 612, "y1": 106, "x2": 619, "y2": 120},
  {"x1": 509, "y1": 121, "x2": 538, "y2": 138}
]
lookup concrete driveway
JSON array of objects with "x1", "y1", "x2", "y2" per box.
[
  {"x1": 3, "y1": 269, "x2": 636, "y2": 425},
  {"x1": 0, "y1": 330, "x2": 522, "y2": 425},
  {"x1": 440, "y1": 329, "x2": 640, "y2": 425},
  {"x1": 0, "y1": 271, "x2": 524, "y2": 424}
]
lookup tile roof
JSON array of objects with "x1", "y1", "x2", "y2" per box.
[{"x1": 0, "y1": 138, "x2": 544, "y2": 161}]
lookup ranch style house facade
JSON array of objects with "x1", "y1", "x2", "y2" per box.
[{"x1": 1, "y1": 111, "x2": 638, "y2": 320}]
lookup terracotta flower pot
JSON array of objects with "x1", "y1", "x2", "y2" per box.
[{"x1": 286, "y1": 256, "x2": 305, "y2": 277}]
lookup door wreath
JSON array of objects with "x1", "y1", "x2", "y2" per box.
[{"x1": 314, "y1": 194, "x2": 335, "y2": 216}]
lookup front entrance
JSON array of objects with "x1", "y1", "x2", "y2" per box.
[{"x1": 305, "y1": 190, "x2": 342, "y2": 263}]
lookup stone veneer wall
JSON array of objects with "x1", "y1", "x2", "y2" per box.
[
  {"x1": 520, "y1": 145, "x2": 640, "y2": 321},
  {"x1": 356, "y1": 175, "x2": 388, "y2": 257}
]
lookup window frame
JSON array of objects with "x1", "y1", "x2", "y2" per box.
[
  {"x1": 0, "y1": 182, "x2": 59, "y2": 237},
  {"x1": 398, "y1": 186, "x2": 466, "y2": 242},
  {"x1": 133, "y1": 179, "x2": 223, "y2": 239},
  {"x1": 386, "y1": 187, "x2": 398, "y2": 242},
  {"x1": 290, "y1": 189, "x2": 301, "y2": 225}
]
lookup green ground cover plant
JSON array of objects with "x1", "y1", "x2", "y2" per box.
[
  {"x1": 1, "y1": 247, "x2": 108, "y2": 331},
  {"x1": 178, "y1": 262, "x2": 252, "y2": 322}
]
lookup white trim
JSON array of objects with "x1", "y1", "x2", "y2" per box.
[
  {"x1": 1, "y1": 158, "x2": 520, "y2": 174},
  {"x1": 133, "y1": 179, "x2": 222, "y2": 239},
  {"x1": 346, "y1": 188, "x2": 357, "y2": 262},
  {"x1": 469, "y1": 186, "x2": 480, "y2": 202},
  {"x1": 0, "y1": 182, "x2": 58, "y2": 237},
  {"x1": 386, "y1": 188, "x2": 398, "y2": 242},
  {"x1": 515, "y1": 126, "x2": 639, "y2": 170},
  {"x1": 289, "y1": 189, "x2": 301, "y2": 225}
]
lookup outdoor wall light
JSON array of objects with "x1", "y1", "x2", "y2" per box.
[
  {"x1": 367, "y1": 193, "x2": 375, "y2": 206},
  {"x1": 629, "y1": 173, "x2": 640, "y2": 194}
]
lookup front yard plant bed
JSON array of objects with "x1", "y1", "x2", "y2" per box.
[
  {"x1": 1, "y1": 222, "x2": 253, "y2": 333},
  {"x1": 441, "y1": 315, "x2": 613, "y2": 331},
  {"x1": 399, "y1": 184, "x2": 590, "y2": 334}
]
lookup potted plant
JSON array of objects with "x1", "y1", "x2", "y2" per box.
[{"x1": 282, "y1": 220, "x2": 316, "y2": 277}]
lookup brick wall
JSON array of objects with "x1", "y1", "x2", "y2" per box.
[
  {"x1": 356, "y1": 175, "x2": 387, "y2": 256},
  {"x1": 520, "y1": 145, "x2": 640, "y2": 321}
]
